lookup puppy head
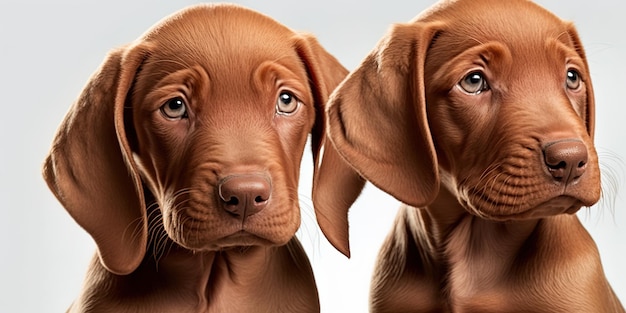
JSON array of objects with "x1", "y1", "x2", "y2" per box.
[
  {"x1": 129, "y1": 6, "x2": 319, "y2": 251},
  {"x1": 421, "y1": 0, "x2": 600, "y2": 219},
  {"x1": 43, "y1": 4, "x2": 347, "y2": 274},
  {"x1": 314, "y1": 0, "x2": 600, "y2": 256}
]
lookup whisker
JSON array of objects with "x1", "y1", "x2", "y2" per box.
[
  {"x1": 590, "y1": 148, "x2": 625, "y2": 224},
  {"x1": 296, "y1": 193, "x2": 322, "y2": 259}
]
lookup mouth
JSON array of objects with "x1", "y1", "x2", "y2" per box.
[
  {"x1": 474, "y1": 196, "x2": 584, "y2": 221},
  {"x1": 518, "y1": 196, "x2": 582, "y2": 218},
  {"x1": 198, "y1": 231, "x2": 275, "y2": 251}
]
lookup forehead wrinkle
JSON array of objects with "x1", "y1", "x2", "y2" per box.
[
  {"x1": 431, "y1": 2, "x2": 572, "y2": 86},
  {"x1": 140, "y1": 4, "x2": 298, "y2": 91},
  {"x1": 426, "y1": 0, "x2": 567, "y2": 53},
  {"x1": 252, "y1": 59, "x2": 309, "y2": 96},
  {"x1": 130, "y1": 4, "x2": 313, "y2": 137}
]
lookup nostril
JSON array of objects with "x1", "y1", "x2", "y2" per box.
[
  {"x1": 225, "y1": 196, "x2": 239, "y2": 206},
  {"x1": 547, "y1": 161, "x2": 567, "y2": 170}
]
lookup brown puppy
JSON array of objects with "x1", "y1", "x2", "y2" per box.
[
  {"x1": 313, "y1": 0, "x2": 625, "y2": 311},
  {"x1": 43, "y1": 4, "x2": 346, "y2": 312}
]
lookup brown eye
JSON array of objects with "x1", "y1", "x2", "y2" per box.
[
  {"x1": 459, "y1": 71, "x2": 489, "y2": 95},
  {"x1": 566, "y1": 69, "x2": 581, "y2": 90},
  {"x1": 161, "y1": 97, "x2": 187, "y2": 119},
  {"x1": 276, "y1": 91, "x2": 300, "y2": 115}
]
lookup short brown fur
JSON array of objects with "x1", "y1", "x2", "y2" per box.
[
  {"x1": 313, "y1": 0, "x2": 624, "y2": 311},
  {"x1": 43, "y1": 4, "x2": 347, "y2": 312}
]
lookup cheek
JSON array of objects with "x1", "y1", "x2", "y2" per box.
[
  {"x1": 150, "y1": 109, "x2": 190, "y2": 143},
  {"x1": 427, "y1": 93, "x2": 494, "y2": 172},
  {"x1": 134, "y1": 114, "x2": 191, "y2": 190},
  {"x1": 274, "y1": 110, "x2": 312, "y2": 170},
  {"x1": 567, "y1": 86, "x2": 588, "y2": 126}
]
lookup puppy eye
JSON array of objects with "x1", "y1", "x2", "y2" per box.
[
  {"x1": 276, "y1": 91, "x2": 300, "y2": 115},
  {"x1": 458, "y1": 71, "x2": 489, "y2": 95},
  {"x1": 566, "y1": 69, "x2": 581, "y2": 90},
  {"x1": 160, "y1": 97, "x2": 187, "y2": 119}
]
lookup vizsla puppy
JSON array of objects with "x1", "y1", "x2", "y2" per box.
[
  {"x1": 43, "y1": 4, "x2": 347, "y2": 312},
  {"x1": 313, "y1": 0, "x2": 625, "y2": 311}
]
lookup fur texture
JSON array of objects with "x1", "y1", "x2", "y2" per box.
[
  {"x1": 43, "y1": 4, "x2": 347, "y2": 312},
  {"x1": 313, "y1": 0, "x2": 625, "y2": 311}
]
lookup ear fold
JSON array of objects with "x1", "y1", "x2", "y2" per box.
[
  {"x1": 293, "y1": 34, "x2": 366, "y2": 257},
  {"x1": 316, "y1": 22, "x2": 443, "y2": 256},
  {"x1": 43, "y1": 44, "x2": 149, "y2": 275},
  {"x1": 566, "y1": 23, "x2": 595, "y2": 140}
]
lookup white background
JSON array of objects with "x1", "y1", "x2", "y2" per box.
[{"x1": 1, "y1": 1, "x2": 624, "y2": 312}]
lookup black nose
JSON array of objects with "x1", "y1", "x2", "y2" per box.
[
  {"x1": 543, "y1": 139, "x2": 588, "y2": 185},
  {"x1": 218, "y1": 174, "x2": 271, "y2": 220}
]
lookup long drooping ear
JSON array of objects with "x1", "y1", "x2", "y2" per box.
[
  {"x1": 566, "y1": 23, "x2": 595, "y2": 140},
  {"x1": 43, "y1": 43, "x2": 150, "y2": 275},
  {"x1": 325, "y1": 22, "x2": 442, "y2": 223},
  {"x1": 294, "y1": 34, "x2": 366, "y2": 257}
]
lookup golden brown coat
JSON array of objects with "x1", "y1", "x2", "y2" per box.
[
  {"x1": 44, "y1": 4, "x2": 347, "y2": 312},
  {"x1": 314, "y1": 0, "x2": 624, "y2": 311}
]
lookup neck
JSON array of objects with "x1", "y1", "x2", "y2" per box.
[
  {"x1": 423, "y1": 183, "x2": 540, "y2": 258},
  {"x1": 77, "y1": 238, "x2": 319, "y2": 313},
  {"x1": 382, "y1": 183, "x2": 612, "y2": 312},
  {"x1": 147, "y1": 243, "x2": 283, "y2": 301},
  {"x1": 408, "y1": 184, "x2": 549, "y2": 309}
]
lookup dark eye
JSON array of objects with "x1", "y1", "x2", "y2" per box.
[
  {"x1": 458, "y1": 71, "x2": 489, "y2": 94},
  {"x1": 566, "y1": 69, "x2": 581, "y2": 90},
  {"x1": 276, "y1": 91, "x2": 300, "y2": 115},
  {"x1": 160, "y1": 97, "x2": 187, "y2": 119}
]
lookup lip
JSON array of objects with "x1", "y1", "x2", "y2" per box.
[
  {"x1": 532, "y1": 196, "x2": 583, "y2": 217},
  {"x1": 209, "y1": 231, "x2": 274, "y2": 250},
  {"x1": 481, "y1": 196, "x2": 583, "y2": 221}
]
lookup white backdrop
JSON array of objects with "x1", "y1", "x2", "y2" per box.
[{"x1": 1, "y1": 1, "x2": 624, "y2": 312}]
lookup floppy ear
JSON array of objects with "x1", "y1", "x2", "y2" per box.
[
  {"x1": 294, "y1": 34, "x2": 366, "y2": 257},
  {"x1": 566, "y1": 23, "x2": 595, "y2": 140},
  {"x1": 43, "y1": 43, "x2": 150, "y2": 275},
  {"x1": 318, "y1": 22, "x2": 443, "y2": 255}
]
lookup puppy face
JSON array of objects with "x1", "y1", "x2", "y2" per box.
[
  {"x1": 129, "y1": 7, "x2": 315, "y2": 250},
  {"x1": 422, "y1": 0, "x2": 600, "y2": 220}
]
